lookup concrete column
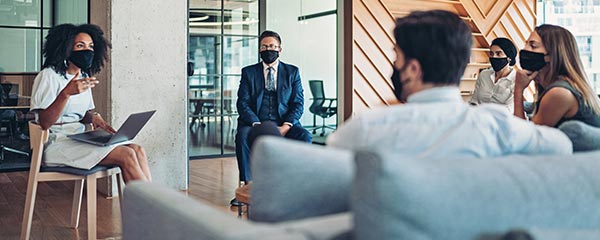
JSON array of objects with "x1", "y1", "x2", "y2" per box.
[{"x1": 108, "y1": 0, "x2": 188, "y2": 189}]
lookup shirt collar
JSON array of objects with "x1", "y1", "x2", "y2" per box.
[
  {"x1": 263, "y1": 60, "x2": 279, "y2": 72},
  {"x1": 407, "y1": 86, "x2": 463, "y2": 103},
  {"x1": 488, "y1": 67, "x2": 516, "y2": 82}
]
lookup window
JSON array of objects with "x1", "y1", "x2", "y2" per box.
[
  {"x1": 538, "y1": 0, "x2": 600, "y2": 93},
  {"x1": 0, "y1": 0, "x2": 88, "y2": 73}
]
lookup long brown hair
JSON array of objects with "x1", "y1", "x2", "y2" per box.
[{"x1": 535, "y1": 24, "x2": 600, "y2": 114}]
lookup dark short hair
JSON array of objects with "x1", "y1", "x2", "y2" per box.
[
  {"x1": 42, "y1": 24, "x2": 111, "y2": 77},
  {"x1": 393, "y1": 10, "x2": 472, "y2": 86},
  {"x1": 259, "y1": 30, "x2": 281, "y2": 44}
]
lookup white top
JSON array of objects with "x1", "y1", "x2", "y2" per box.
[
  {"x1": 30, "y1": 67, "x2": 95, "y2": 134},
  {"x1": 29, "y1": 67, "x2": 128, "y2": 170},
  {"x1": 469, "y1": 68, "x2": 516, "y2": 113},
  {"x1": 263, "y1": 60, "x2": 279, "y2": 90},
  {"x1": 327, "y1": 87, "x2": 573, "y2": 159}
]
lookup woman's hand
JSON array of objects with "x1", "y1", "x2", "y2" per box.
[
  {"x1": 515, "y1": 69, "x2": 538, "y2": 92},
  {"x1": 91, "y1": 113, "x2": 116, "y2": 133},
  {"x1": 61, "y1": 72, "x2": 99, "y2": 96}
]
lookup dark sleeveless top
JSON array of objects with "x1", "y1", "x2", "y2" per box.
[{"x1": 537, "y1": 80, "x2": 600, "y2": 127}]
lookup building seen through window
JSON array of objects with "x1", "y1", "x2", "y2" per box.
[{"x1": 538, "y1": 0, "x2": 600, "y2": 93}]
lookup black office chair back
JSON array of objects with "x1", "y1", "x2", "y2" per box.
[{"x1": 309, "y1": 80, "x2": 326, "y2": 115}]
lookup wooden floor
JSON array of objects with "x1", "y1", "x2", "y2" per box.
[{"x1": 0, "y1": 157, "x2": 239, "y2": 240}]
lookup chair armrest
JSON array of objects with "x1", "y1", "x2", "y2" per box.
[{"x1": 326, "y1": 99, "x2": 337, "y2": 108}]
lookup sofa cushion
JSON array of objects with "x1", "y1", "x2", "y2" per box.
[
  {"x1": 352, "y1": 151, "x2": 600, "y2": 240},
  {"x1": 558, "y1": 120, "x2": 600, "y2": 152},
  {"x1": 250, "y1": 137, "x2": 354, "y2": 222}
]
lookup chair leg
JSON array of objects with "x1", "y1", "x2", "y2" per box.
[
  {"x1": 20, "y1": 178, "x2": 39, "y2": 240},
  {"x1": 86, "y1": 176, "x2": 97, "y2": 240},
  {"x1": 116, "y1": 173, "x2": 124, "y2": 214},
  {"x1": 70, "y1": 179, "x2": 84, "y2": 229},
  {"x1": 321, "y1": 117, "x2": 326, "y2": 136},
  {"x1": 312, "y1": 114, "x2": 317, "y2": 134}
]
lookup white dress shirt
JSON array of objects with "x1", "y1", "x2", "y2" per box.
[
  {"x1": 469, "y1": 68, "x2": 516, "y2": 113},
  {"x1": 327, "y1": 87, "x2": 572, "y2": 159},
  {"x1": 263, "y1": 60, "x2": 279, "y2": 90}
]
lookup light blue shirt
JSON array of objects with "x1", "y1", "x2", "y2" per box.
[{"x1": 327, "y1": 87, "x2": 572, "y2": 158}]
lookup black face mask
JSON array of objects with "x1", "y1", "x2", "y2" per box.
[
  {"x1": 391, "y1": 63, "x2": 409, "y2": 102},
  {"x1": 260, "y1": 50, "x2": 279, "y2": 64},
  {"x1": 519, "y1": 49, "x2": 547, "y2": 71},
  {"x1": 489, "y1": 57, "x2": 509, "y2": 72},
  {"x1": 68, "y1": 50, "x2": 94, "y2": 70}
]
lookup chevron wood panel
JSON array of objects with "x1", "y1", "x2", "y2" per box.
[{"x1": 346, "y1": 0, "x2": 536, "y2": 117}]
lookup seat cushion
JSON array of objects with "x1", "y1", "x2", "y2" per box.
[
  {"x1": 558, "y1": 120, "x2": 600, "y2": 152},
  {"x1": 41, "y1": 165, "x2": 118, "y2": 175},
  {"x1": 352, "y1": 151, "x2": 600, "y2": 240},
  {"x1": 250, "y1": 137, "x2": 353, "y2": 222}
]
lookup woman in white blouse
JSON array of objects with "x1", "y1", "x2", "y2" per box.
[
  {"x1": 30, "y1": 24, "x2": 151, "y2": 183},
  {"x1": 469, "y1": 37, "x2": 517, "y2": 112}
]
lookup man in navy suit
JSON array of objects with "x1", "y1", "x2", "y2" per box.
[{"x1": 235, "y1": 30, "x2": 312, "y2": 186}]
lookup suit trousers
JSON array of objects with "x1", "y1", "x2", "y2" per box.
[{"x1": 235, "y1": 123, "x2": 312, "y2": 182}]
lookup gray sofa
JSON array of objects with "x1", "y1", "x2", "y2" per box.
[{"x1": 123, "y1": 136, "x2": 600, "y2": 240}]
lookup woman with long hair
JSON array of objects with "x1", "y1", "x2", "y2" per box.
[
  {"x1": 30, "y1": 24, "x2": 151, "y2": 183},
  {"x1": 514, "y1": 24, "x2": 600, "y2": 127}
]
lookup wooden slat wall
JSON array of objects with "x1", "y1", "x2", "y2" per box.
[{"x1": 346, "y1": 0, "x2": 537, "y2": 117}]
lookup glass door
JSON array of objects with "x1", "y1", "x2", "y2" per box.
[{"x1": 188, "y1": 0, "x2": 259, "y2": 158}]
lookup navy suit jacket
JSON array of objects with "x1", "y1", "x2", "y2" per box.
[{"x1": 236, "y1": 61, "x2": 304, "y2": 127}]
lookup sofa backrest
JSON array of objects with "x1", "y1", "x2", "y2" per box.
[{"x1": 352, "y1": 150, "x2": 600, "y2": 240}]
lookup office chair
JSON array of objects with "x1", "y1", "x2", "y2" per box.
[{"x1": 308, "y1": 80, "x2": 337, "y2": 136}]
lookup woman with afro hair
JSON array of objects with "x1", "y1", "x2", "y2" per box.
[{"x1": 30, "y1": 24, "x2": 151, "y2": 183}]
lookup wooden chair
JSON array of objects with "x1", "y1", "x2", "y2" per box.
[{"x1": 21, "y1": 121, "x2": 124, "y2": 240}]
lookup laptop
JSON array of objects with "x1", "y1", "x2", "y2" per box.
[{"x1": 68, "y1": 110, "x2": 156, "y2": 146}]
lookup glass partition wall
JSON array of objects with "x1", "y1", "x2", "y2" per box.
[
  {"x1": 0, "y1": 0, "x2": 88, "y2": 73},
  {"x1": 188, "y1": 0, "x2": 259, "y2": 158},
  {"x1": 266, "y1": 0, "x2": 337, "y2": 142},
  {"x1": 0, "y1": 0, "x2": 88, "y2": 171}
]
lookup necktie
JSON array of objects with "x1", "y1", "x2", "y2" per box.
[{"x1": 267, "y1": 67, "x2": 275, "y2": 91}]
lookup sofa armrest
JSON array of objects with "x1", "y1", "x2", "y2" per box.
[
  {"x1": 558, "y1": 120, "x2": 600, "y2": 152},
  {"x1": 250, "y1": 137, "x2": 354, "y2": 222},
  {"x1": 122, "y1": 181, "x2": 307, "y2": 240}
]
